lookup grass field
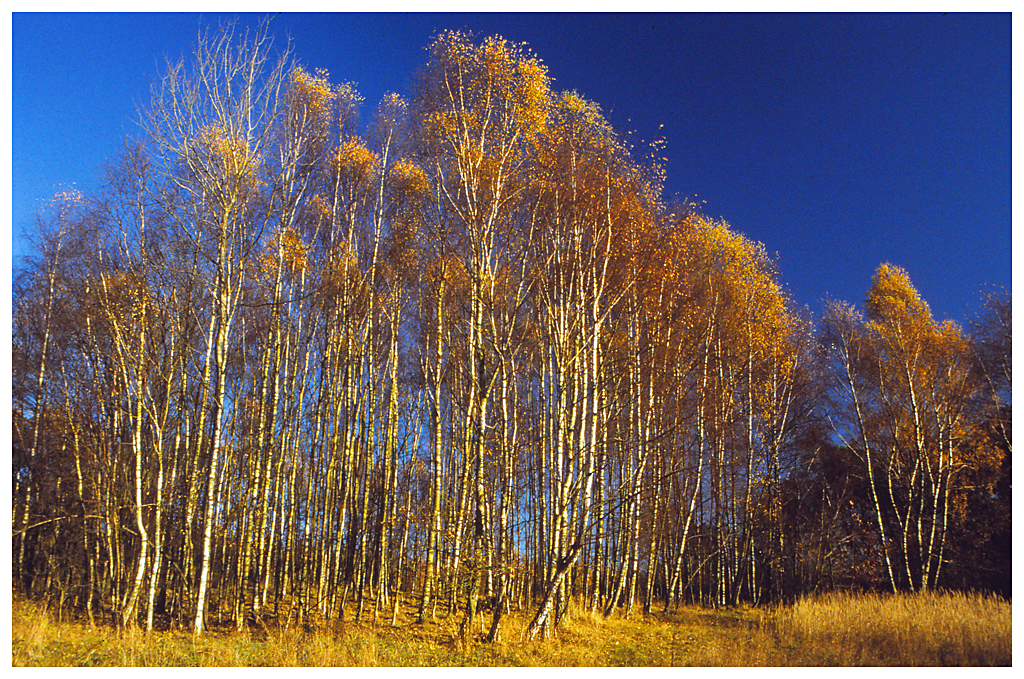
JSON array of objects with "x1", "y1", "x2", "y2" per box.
[{"x1": 11, "y1": 590, "x2": 1011, "y2": 666}]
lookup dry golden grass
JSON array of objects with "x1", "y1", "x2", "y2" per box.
[
  {"x1": 770, "y1": 590, "x2": 1012, "y2": 666},
  {"x1": 11, "y1": 590, "x2": 1011, "y2": 666}
]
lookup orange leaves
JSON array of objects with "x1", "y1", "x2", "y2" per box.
[
  {"x1": 194, "y1": 124, "x2": 263, "y2": 195},
  {"x1": 677, "y1": 213, "x2": 791, "y2": 350},
  {"x1": 864, "y1": 263, "x2": 945, "y2": 389},
  {"x1": 198, "y1": 125, "x2": 253, "y2": 168},
  {"x1": 278, "y1": 227, "x2": 308, "y2": 273},
  {"x1": 287, "y1": 66, "x2": 334, "y2": 123},
  {"x1": 558, "y1": 90, "x2": 603, "y2": 130},
  {"x1": 513, "y1": 56, "x2": 551, "y2": 141},
  {"x1": 336, "y1": 139, "x2": 377, "y2": 173},
  {"x1": 99, "y1": 270, "x2": 150, "y2": 328},
  {"x1": 309, "y1": 194, "x2": 332, "y2": 219},
  {"x1": 865, "y1": 262, "x2": 935, "y2": 344},
  {"x1": 280, "y1": 66, "x2": 337, "y2": 161},
  {"x1": 421, "y1": 30, "x2": 551, "y2": 174},
  {"x1": 535, "y1": 90, "x2": 613, "y2": 188},
  {"x1": 390, "y1": 158, "x2": 430, "y2": 198},
  {"x1": 332, "y1": 138, "x2": 378, "y2": 185},
  {"x1": 251, "y1": 226, "x2": 309, "y2": 280},
  {"x1": 832, "y1": 263, "x2": 992, "y2": 487},
  {"x1": 469, "y1": 33, "x2": 551, "y2": 131},
  {"x1": 427, "y1": 109, "x2": 467, "y2": 142}
]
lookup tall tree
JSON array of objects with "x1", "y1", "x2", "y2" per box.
[
  {"x1": 413, "y1": 29, "x2": 551, "y2": 642},
  {"x1": 824, "y1": 264, "x2": 1000, "y2": 592},
  {"x1": 144, "y1": 18, "x2": 291, "y2": 634}
]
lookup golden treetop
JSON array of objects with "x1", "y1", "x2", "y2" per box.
[
  {"x1": 287, "y1": 66, "x2": 334, "y2": 122},
  {"x1": 865, "y1": 263, "x2": 934, "y2": 330},
  {"x1": 390, "y1": 157, "x2": 430, "y2": 198},
  {"x1": 194, "y1": 124, "x2": 263, "y2": 190},
  {"x1": 864, "y1": 262, "x2": 939, "y2": 367},
  {"x1": 423, "y1": 31, "x2": 551, "y2": 154},
  {"x1": 332, "y1": 138, "x2": 378, "y2": 184}
]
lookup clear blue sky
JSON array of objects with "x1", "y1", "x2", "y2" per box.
[{"x1": 11, "y1": 12, "x2": 1012, "y2": 325}]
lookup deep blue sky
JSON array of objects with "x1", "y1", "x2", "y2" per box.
[{"x1": 11, "y1": 12, "x2": 1012, "y2": 325}]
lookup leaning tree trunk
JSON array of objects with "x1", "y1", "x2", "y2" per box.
[{"x1": 523, "y1": 541, "x2": 585, "y2": 641}]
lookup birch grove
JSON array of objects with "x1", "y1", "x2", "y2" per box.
[{"x1": 13, "y1": 24, "x2": 1010, "y2": 636}]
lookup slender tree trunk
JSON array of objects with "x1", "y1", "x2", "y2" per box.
[
  {"x1": 419, "y1": 268, "x2": 447, "y2": 622},
  {"x1": 194, "y1": 266, "x2": 234, "y2": 634}
]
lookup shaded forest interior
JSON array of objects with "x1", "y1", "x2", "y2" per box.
[{"x1": 12, "y1": 22, "x2": 1011, "y2": 642}]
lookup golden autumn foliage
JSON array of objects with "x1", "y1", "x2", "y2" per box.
[
  {"x1": 823, "y1": 262, "x2": 1004, "y2": 593},
  {"x1": 419, "y1": 31, "x2": 552, "y2": 226},
  {"x1": 195, "y1": 124, "x2": 263, "y2": 189},
  {"x1": 309, "y1": 193, "x2": 332, "y2": 219},
  {"x1": 287, "y1": 66, "x2": 334, "y2": 123},
  {"x1": 333, "y1": 138, "x2": 378, "y2": 184},
  {"x1": 254, "y1": 226, "x2": 309, "y2": 278},
  {"x1": 425, "y1": 31, "x2": 551, "y2": 144},
  {"x1": 98, "y1": 270, "x2": 150, "y2": 327},
  {"x1": 389, "y1": 157, "x2": 430, "y2": 198}
]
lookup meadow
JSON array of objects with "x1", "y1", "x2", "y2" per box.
[{"x1": 12, "y1": 589, "x2": 1010, "y2": 666}]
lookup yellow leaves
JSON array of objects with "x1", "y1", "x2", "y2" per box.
[
  {"x1": 279, "y1": 227, "x2": 308, "y2": 273},
  {"x1": 695, "y1": 216, "x2": 762, "y2": 282},
  {"x1": 252, "y1": 226, "x2": 309, "y2": 280},
  {"x1": 687, "y1": 216, "x2": 785, "y2": 326},
  {"x1": 198, "y1": 125, "x2": 232, "y2": 158},
  {"x1": 428, "y1": 109, "x2": 467, "y2": 141},
  {"x1": 552, "y1": 90, "x2": 610, "y2": 148},
  {"x1": 343, "y1": 139, "x2": 376, "y2": 170},
  {"x1": 561, "y1": 91, "x2": 588, "y2": 118},
  {"x1": 865, "y1": 262, "x2": 933, "y2": 332},
  {"x1": 864, "y1": 263, "x2": 944, "y2": 383},
  {"x1": 286, "y1": 67, "x2": 363, "y2": 139},
  {"x1": 288, "y1": 66, "x2": 334, "y2": 121},
  {"x1": 332, "y1": 138, "x2": 378, "y2": 185},
  {"x1": 559, "y1": 90, "x2": 600, "y2": 122},
  {"x1": 390, "y1": 158, "x2": 430, "y2": 198},
  {"x1": 481, "y1": 36, "x2": 516, "y2": 85},
  {"x1": 423, "y1": 30, "x2": 551, "y2": 159},
  {"x1": 428, "y1": 29, "x2": 475, "y2": 66},
  {"x1": 843, "y1": 262, "x2": 990, "y2": 483},
  {"x1": 648, "y1": 211, "x2": 802, "y2": 384},
  {"x1": 195, "y1": 124, "x2": 263, "y2": 191},
  {"x1": 514, "y1": 57, "x2": 551, "y2": 140},
  {"x1": 309, "y1": 194, "x2": 332, "y2": 219},
  {"x1": 100, "y1": 270, "x2": 149, "y2": 327}
]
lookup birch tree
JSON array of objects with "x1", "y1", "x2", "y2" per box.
[
  {"x1": 414, "y1": 30, "x2": 551, "y2": 642},
  {"x1": 144, "y1": 18, "x2": 291, "y2": 634}
]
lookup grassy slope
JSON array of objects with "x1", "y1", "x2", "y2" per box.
[{"x1": 11, "y1": 591, "x2": 1011, "y2": 667}]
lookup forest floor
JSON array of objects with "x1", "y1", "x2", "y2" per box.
[{"x1": 12, "y1": 590, "x2": 1011, "y2": 666}]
